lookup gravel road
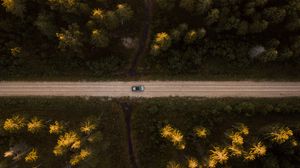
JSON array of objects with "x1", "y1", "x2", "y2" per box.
[{"x1": 0, "y1": 81, "x2": 300, "y2": 97}]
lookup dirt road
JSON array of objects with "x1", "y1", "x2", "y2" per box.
[{"x1": 0, "y1": 81, "x2": 300, "y2": 97}]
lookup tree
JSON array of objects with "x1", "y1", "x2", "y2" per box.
[
  {"x1": 197, "y1": 28, "x2": 206, "y2": 39},
  {"x1": 70, "y1": 148, "x2": 91, "y2": 166},
  {"x1": 268, "y1": 126, "x2": 293, "y2": 144},
  {"x1": 103, "y1": 11, "x2": 119, "y2": 30},
  {"x1": 34, "y1": 12, "x2": 57, "y2": 38},
  {"x1": 153, "y1": 32, "x2": 171, "y2": 50},
  {"x1": 206, "y1": 9, "x2": 220, "y2": 25},
  {"x1": 208, "y1": 146, "x2": 229, "y2": 168},
  {"x1": 184, "y1": 30, "x2": 198, "y2": 44},
  {"x1": 91, "y1": 8, "x2": 105, "y2": 20},
  {"x1": 25, "y1": 148, "x2": 38, "y2": 163},
  {"x1": 53, "y1": 131, "x2": 81, "y2": 156},
  {"x1": 1, "y1": 0, "x2": 25, "y2": 17},
  {"x1": 115, "y1": 3, "x2": 133, "y2": 23},
  {"x1": 10, "y1": 47, "x2": 21, "y2": 57},
  {"x1": 156, "y1": 0, "x2": 176, "y2": 10},
  {"x1": 179, "y1": 0, "x2": 195, "y2": 12},
  {"x1": 27, "y1": 117, "x2": 44, "y2": 134},
  {"x1": 48, "y1": 0, "x2": 78, "y2": 12},
  {"x1": 166, "y1": 161, "x2": 183, "y2": 168},
  {"x1": 161, "y1": 124, "x2": 185, "y2": 149},
  {"x1": 237, "y1": 21, "x2": 249, "y2": 35},
  {"x1": 258, "y1": 48, "x2": 278, "y2": 62},
  {"x1": 249, "y1": 20, "x2": 269, "y2": 33},
  {"x1": 263, "y1": 7, "x2": 286, "y2": 24},
  {"x1": 194, "y1": 127, "x2": 209, "y2": 138},
  {"x1": 244, "y1": 142, "x2": 267, "y2": 161},
  {"x1": 196, "y1": 0, "x2": 212, "y2": 15},
  {"x1": 187, "y1": 157, "x2": 199, "y2": 168},
  {"x1": 91, "y1": 29, "x2": 109, "y2": 48},
  {"x1": 49, "y1": 121, "x2": 64, "y2": 134},
  {"x1": 56, "y1": 23, "x2": 83, "y2": 52},
  {"x1": 80, "y1": 119, "x2": 97, "y2": 134},
  {"x1": 3, "y1": 115, "x2": 26, "y2": 133}
]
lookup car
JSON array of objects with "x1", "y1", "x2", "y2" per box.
[{"x1": 132, "y1": 85, "x2": 145, "y2": 92}]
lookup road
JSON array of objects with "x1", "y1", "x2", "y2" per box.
[{"x1": 0, "y1": 81, "x2": 300, "y2": 97}]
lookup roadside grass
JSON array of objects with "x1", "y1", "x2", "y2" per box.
[
  {"x1": 131, "y1": 98, "x2": 300, "y2": 168},
  {"x1": 0, "y1": 97, "x2": 130, "y2": 168}
]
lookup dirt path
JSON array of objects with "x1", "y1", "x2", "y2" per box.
[
  {"x1": 129, "y1": 0, "x2": 153, "y2": 76},
  {"x1": 1, "y1": 81, "x2": 300, "y2": 97},
  {"x1": 120, "y1": 102, "x2": 139, "y2": 168}
]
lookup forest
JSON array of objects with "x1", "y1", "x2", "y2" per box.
[
  {"x1": 144, "y1": 0, "x2": 300, "y2": 79},
  {"x1": 0, "y1": 97, "x2": 300, "y2": 168},
  {"x1": 0, "y1": 0, "x2": 141, "y2": 80},
  {"x1": 1, "y1": 0, "x2": 300, "y2": 80}
]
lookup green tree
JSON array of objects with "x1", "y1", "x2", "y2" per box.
[
  {"x1": 156, "y1": 0, "x2": 176, "y2": 10},
  {"x1": 91, "y1": 29, "x2": 109, "y2": 48},
  {"x1": 263, "y1": 7, "x2": 286, "y2": 24},
  {"x1": 179, "y1": 0, "x2": 195, "y2": 12},
  {"x1": 196, "y1": 0, "x2": 212, "y2": 15},
  {"x1": 249, "y1": 20, "x2": 268, "y2": 33},
  {"x1": 34, "y1": 12, "x2": 57, "y2": 38},
  {"x1": 103, "y1": 11, "x2": 119, "y2": 30},
  {"x1": 206, "y1": 9, "x2": 220, "y2": 25},
  {"x1": 237, "y1": 21, "x2": 249, "y2": 35},
  {"x1": 56, "y1": 23, "x2": 83, "y2": 52},
  {"x1": 258, "y1": 48, "x2": 278, "y2": 62},
  {"x1": 48, "y1": 0, "x2": 78, "y2": 12},
  {"x1": 197, "y1": 28, "x2": 206, "y2": 39},
  {"x1": 115, "y1": 3, "x2": 133, "y2": 23},
  {"x1": 184, "y1": 30, "x2": 197, "y2": 44}
]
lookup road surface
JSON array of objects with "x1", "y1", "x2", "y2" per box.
[{"x1": 0, "y1": 81, "x2": 300, "y2": 97}]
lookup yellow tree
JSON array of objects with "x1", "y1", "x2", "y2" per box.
[
  {"x1": 166, "y1": 161, "x2": 183, "y2": 168},
  {"x1": 1, "y1": 0, "x2": 25, "y2": 17},
  {"x1": 49, "y1": 121, "x2": 64, "y2": 134},
  {"x1": 194, "y1": 126, "x2": 209, "y2": 139},
  {"x1": 228, "y1": 145, "x2": 243, "y2": 157},
  {"x1": 269, "y1": 126, "x2": 293, "y2": 144},
  {"x1": 80, "y1": 117, "x2": 98, "y2": 135},
  {"x1": 10, "y1": 47, "x2": 22, "y2": 56},
  {"x1": 228, "y1": 132, "x2": 244, "y2": 146},
  {"x1": 244, "y1": 141, "x2": 267, "y2": 161},
  {"x1": 187, "y1": 157, "x2": 199, "y2": 168},
  {"x1": 208, "y1": 146, "x2": 229, "y2": 168},
  {"x1": 233, "y1": 123, "x2": 249, "y2": 136},
  {"x1": 27, "y1": 117, "x2": 44, "y2": 133},
  {"x1": 25, "y1": 148, "x2": 38, "y2": 163},
  {"x1": 70, "y1": 148, "x2": 91, "y2": 166},
  {"x1": 91, "y1": 8, "x2": 105, "y2": 20},
  {"x1": 3, "y1": 115, "x2": 26, "y2": 133},
  {"x1": 161, "y1": 124, "x2": 185, "y2": 150},
  {"x1": 154, "y1": 32, "x2": 171, "y2": 50},
  {"x1": 53, "y1": 131, "x2": 81, "y2": 156}
]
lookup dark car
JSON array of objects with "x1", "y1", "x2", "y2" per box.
[{"x1": 132, "y1": 85, "x2": 145, "y2": 92}]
